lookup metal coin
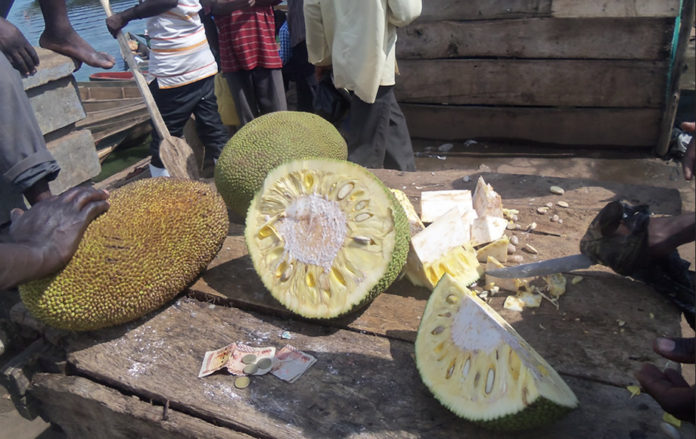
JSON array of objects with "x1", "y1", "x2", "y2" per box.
[
  {"x1": 243, "y1": 363, "x2": 259, "y2": 375},
  {"x1": 234, "y1": 376, "x2": 250, "y2": 389},
  {"x1": 256, "y1": 358, "x2": 272, "y2": 370},
  {"x1": 241, "y1": 354, "x2": 257, "y2": 364}
]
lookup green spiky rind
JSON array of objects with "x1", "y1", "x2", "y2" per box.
[
  {"x1": 19, "y1": 178, "x2": 229, "y2": 331},
  {"x1": 245, "y1": 158, "x2": 409, "y2": 319},
  {"x1": 214, "y1": 111, "x2": 347, "y2": 218},
  {"x1": 473, "y1": 397, "x2": 574, "y2": 431}
]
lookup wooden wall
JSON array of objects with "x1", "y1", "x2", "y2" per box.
[{"x1": 395, "y1": 0, "x2": 687, "y2": 149}]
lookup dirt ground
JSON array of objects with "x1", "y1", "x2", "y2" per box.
[{"x1": 1, "y1": 139, "x2": 694, "y2": 438}]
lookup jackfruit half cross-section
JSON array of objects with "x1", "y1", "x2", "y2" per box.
[
  {"x1": 415, "y1": 274, "x2": 578, "y2": 431},
  {"x1": 19, "y1": 178, "x2": 230, "y2": 331},
  {"x1": 245, "y1": 158, "x2": 409, "y2": 319}
]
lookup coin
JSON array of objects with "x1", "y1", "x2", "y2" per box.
[
  {"x1": 241, "y1": 354, "x2": 257, "y2": 364},
  {"x1": 234, "y1": 376, "x2": 250, "y2": 389},
  {"x1": 256, "y1": 358, "x2": 272, "y2": 370},
  {"x1": 243, "y1": 363, "x2": 259, "y2": 375}
]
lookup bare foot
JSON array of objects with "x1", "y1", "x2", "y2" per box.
[{"x1": 39, "y1": 28, "x2": 115, "y2": 70}]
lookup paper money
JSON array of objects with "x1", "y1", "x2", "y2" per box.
[
  {"x1": 271, "y1": 345, "x2": 317, "y2": 383},
  {"x1": 198, "y1": 343, "x2": 236, "y2": 378},
  {"x1": 227, "y1": 344, "x2": 276, "y2": 376}
]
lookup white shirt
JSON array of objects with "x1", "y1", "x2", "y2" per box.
[
  {"x1": 146, "y1": 0, "x2": 218, "y2": 88},
  {"x1": 304, "y1": 0, "x2": 421, "y2": 103}
]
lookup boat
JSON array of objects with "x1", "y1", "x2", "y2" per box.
[{"x1": 76, "y1": 77, "x2": 151, "y2": 162}]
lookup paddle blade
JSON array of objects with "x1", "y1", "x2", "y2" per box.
[{"x1": 160, "y1": 137, "x2": 200, "y2": 180}]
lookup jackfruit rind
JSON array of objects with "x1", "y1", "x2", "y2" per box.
[
  {"x1": 19, "y1": 178, "x2": 229, "y2": 331},
  {"x1": 214, "y1": 111, "x2": 347, "y2": 218},
  {"x1": 415, "y1": 274, "x2": 578, "y2": 431},
  {"x1": 245, "y1": 158, "x2": 409, "y2": 319}
]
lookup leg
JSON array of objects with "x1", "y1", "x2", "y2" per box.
[
  {"x1": 290, "y1": 42, "x2": 316, "y2": 113},
  {"x1": 37, "y1": 0, "x2": 114, "y2": 69},
  {"x1": 382, "y1": 88, "x2": 416, "y2": 171},
  {"x1": 224, "y1": 71, "x2": 257, "y2": 126},
  {"x1": 191, "y1": 75, "x2": 230, "y2": 162},
  {"x1": 0, "y1": 53, "x2": 59, "y2": 210},
  {"x1": 252, "y1": 68, "x2": 287, "y2": 115},
  {"x1": 346, "y1": 88, "x2": 391, "y2": 169}
]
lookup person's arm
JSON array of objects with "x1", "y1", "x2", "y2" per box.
[
  {"x1": 303, "y1": 0, "x2": 330, "y2": 67},
  {"x1": 0, "y1": 186, "x2": 109, "y2": 290},
  {"x1": 106, "y1": 0, "x2": 179, "y2": 38},
  {"x1": 0, "y1": 17, "x2": 39, "y2": 76},
  {"x1": 387, "y1": 0, "x2": 421, "y2": 27},
  {"x1": 681, "y1": 121, "x2": 695, "y2": 180}
]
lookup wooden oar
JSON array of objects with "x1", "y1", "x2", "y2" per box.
[{"x1": 99, "y1": 0, "x2": 199, "y2": 180}]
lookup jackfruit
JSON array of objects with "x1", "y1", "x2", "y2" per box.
[
  {"x1": 214, "y1": 111, "x2": 347, "y2": 218},
  {"x1": 19, "y1": 178, "x2": 229, "y2": 331},
  {"x1": 390, "y1": 189, "x2": 424, "y2": 237},
  {"x1": 415, "y1": 274, "x2": 578, "y2": 431},
  {"x1": 476, "y1": 237, "x2": 509, "y2": 263},
  {"x1": 420, "y1": 190, "x2": 473, "y2": 223},
  {"x1": 245, "y1": 158, "x2": 409, "y2": 318},
  {"x1": 473, "y1": 176, "x2": 504, "y2": 218},
  {"x1": 405, "y1": 206, "x2": 480, "y2": 289}
]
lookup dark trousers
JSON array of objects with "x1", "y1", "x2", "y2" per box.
[
  {"x1": 346, "y1": 85, "x2": 416, "y2": 171},
  {"x1": 224, "y1": 68, "x2": 287, "y2": 127},
  {"x1": 283, "y1": 42, "x2": 317, "y2": 112},
  {"x1": 148, "y1": 75, "x2": 229, "y2": 168}
]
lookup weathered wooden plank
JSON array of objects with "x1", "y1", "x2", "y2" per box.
[
  {"x1": 551, "y1": 0, "x2": 680, "y2": 18},
  {"x1": 190, "y1": 170, "x2": 683, "y2": 387},
  {"x1": 63, "y1": 299, "x2": 689, "y2": 439},
  {"x1": 20, "y1": 48, "x2": 78, "y2": 91},
  {"x1": 396, "y1": 59, "x2": 666, "y2": 107},
  {"x1": 24, "y1": 75, "x2": 86, "y2": 135},
  {"x1": 31, "y1": 374, "x2": 253, "y2": 439},
  {"x1": 45, "y1": 129, "x2": 101, "y2": 195},
  {"x1": 397, "y1": 17, "x2": 673, "y2": 60},
  {"x1": 400, "y1": 104, "x2": 660, "y2": 146},
  {"x1": 416, "y1": 0, "x2": 679, "y2": 22}
]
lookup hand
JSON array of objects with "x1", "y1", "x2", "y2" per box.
[
  {"x1": 635, "y1": 337, "x2": 695, "y2": 423},
  {"x1": 0, "y1": 17, "x2": 39, "y2": 76},
  {"x1": 106, "y1": 14, "x2": 128, "y2": 38},
  {"x1": 7, "y1": 186, "x2": 109, "y2": 277},
  {"x1": 681, "y1": 122, "x2": 695, "y2": 180}
]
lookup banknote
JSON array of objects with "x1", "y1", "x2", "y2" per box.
[
  {"x1": 198, "y1": 343, "x2": 236, "y2": 378},
  {"x1": 227, "y1": 344, "x2": 276, "y2": 376},
  {"x1": 271, "y1": 345, "x2": 317, "y2": 383}
]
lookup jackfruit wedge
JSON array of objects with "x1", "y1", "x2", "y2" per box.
[
  {"x1": 415, "y1": 274, "x2": 578, "y2": 431},
  {"x1": 245, "y1": 158, "x2": 409, "y2": 318}
]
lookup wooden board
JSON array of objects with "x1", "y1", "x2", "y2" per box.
[
  {"x1": 400, "y1": 104, "x2": 660, "y2": 146},
  {"x1": 396, "y1": 59, "x2": 666, "y2": 107},
  {"x1": 397, "y1": 17, "x2": 672, "y2": 60},
  {"x1": 417, "y1": 0, "x2": 679, "y2": 21},
  {"x1": 189, "y1": 171, "x2": 684, "y2": 387},
  {"x1": 60, "y1": 299, "x2": 689, "y2": 439}
]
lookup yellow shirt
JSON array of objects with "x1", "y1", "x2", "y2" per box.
[{"x1": 304, "y1": 0, "x2": 421, "y2": 104}]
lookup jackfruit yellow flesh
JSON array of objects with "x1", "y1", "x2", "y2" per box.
[
  {"x1": 420, "y1": 190, "x2": 473, "y2": 223},
  {"x1": 415, "y1": 274, "x2": 578, "y2": 431},
  {"x1": 245, "y1": 159, "x2": 409, "y2": 319},
  {"x1": 19, "y1": 178, "x2": 230, "y2": 331},
  {"x1": 406, "y1": 244, "x2": 480, "y2": 290},
  {"x1": 390, "y1": 189, "x2": 424, "y2": 237},
  {"x1": 485, "y1": 256, "x2": 532, "y2": 293},
  {"x1": 476, "y1": 237, "x2": 509, "y2": 263},
  {"x1": 472, "y1": 216, "x2": 508, "y2": 246}
]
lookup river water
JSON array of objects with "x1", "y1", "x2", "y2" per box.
[{"x1": 6, "y1": 0, "x2": 146, "y2": 81}]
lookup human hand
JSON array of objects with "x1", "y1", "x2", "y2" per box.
[
  {"x1": 106, "y1": 14, "x2": 128, "y2": 38},
  {"x1": 0, "y1": 17, "x2": 39, "y2": 76},
  {"x1": 7, "y1": 186, "x2": 109, "y2": 278},
  {"x1": 635, "y1": 337, "x2": 695, "y2": 423},
  {"x1": 681, "y1": 122, "x2": 695, "y2": 180}
]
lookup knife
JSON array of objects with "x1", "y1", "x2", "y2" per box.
[{"x1": 485, "y1": 254, "x2": 594, "y2": 278}]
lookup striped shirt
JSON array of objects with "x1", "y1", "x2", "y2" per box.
[
  {"x1": 215, "y1": 6, "x2": 283, "y2": 73},
  {"x1": 146, "y1": 0, "x2": 218, "y2": 88}
]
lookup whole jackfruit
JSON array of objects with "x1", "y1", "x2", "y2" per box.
[
  {"x1": 245, "y1": 158, "x2": 409, "y2": 319},
  {"x1": 214, "y1": 111, "x2": 347, "y2": 218},
  {"x1": 19, "y1": 178, "x2": 229, "y2": 331},
  {"x1": 415, "y1": 274, "x2": 578, "y2": 431}
]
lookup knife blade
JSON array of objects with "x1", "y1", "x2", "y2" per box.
[{"x1": 486, "y1": 254, "x2": 594, "y2": 278}]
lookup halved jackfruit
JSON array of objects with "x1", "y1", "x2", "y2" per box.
[
  {"x1": 415, "y1": 274, "x2": 578, "y2": 431},
  {"x1": 245, "y1": 159, "x2": 409, "y2": 318}
]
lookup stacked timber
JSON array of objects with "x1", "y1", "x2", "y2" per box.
[
  {"x1": 0, "y1": 48, "x2": 100, "y2": 224},
  {"x1": 396, "y1": 0, "x2": 694, "y2": 152}
]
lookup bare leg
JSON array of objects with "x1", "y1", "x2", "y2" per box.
[{"x1": 37, "y1": 0, "x2": 115, "y2": 69}]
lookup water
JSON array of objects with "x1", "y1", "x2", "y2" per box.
[{"x1": 6, "y1": 0, "x2": 146, "y2": 81}]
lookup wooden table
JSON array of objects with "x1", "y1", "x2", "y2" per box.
[{"x1": 27, "y1": 170, "x2": 694, "y2": 438}]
